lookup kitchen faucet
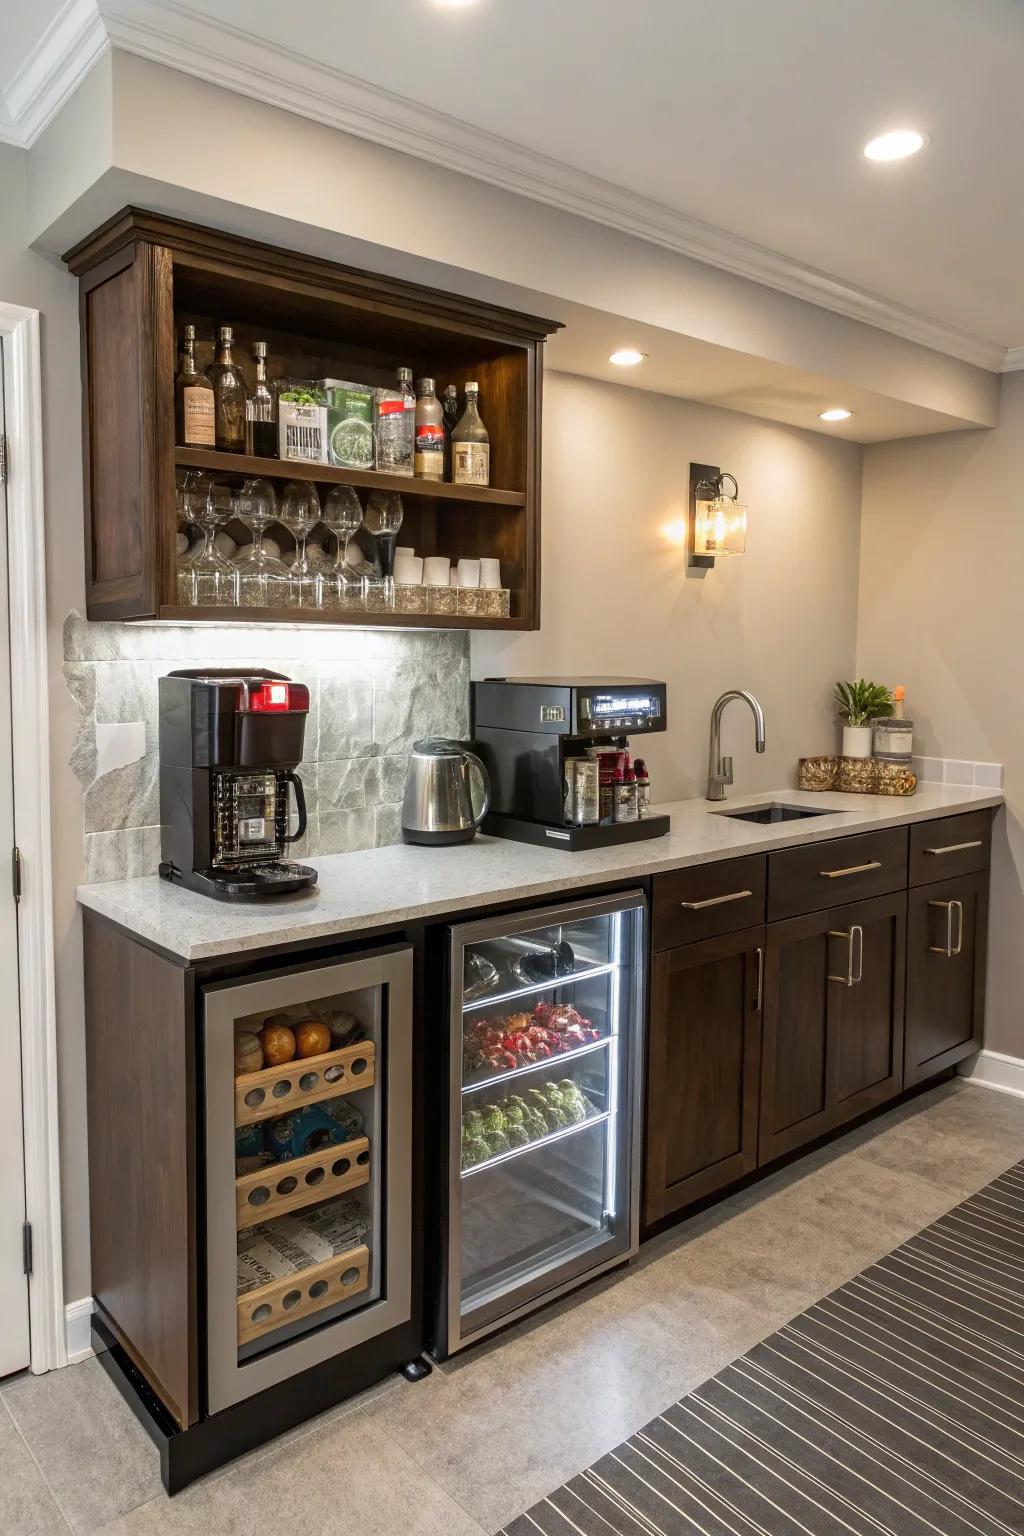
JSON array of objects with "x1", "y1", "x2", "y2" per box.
[{"x1": 707, "y1": 690, "x2": 766, "y2": 801}]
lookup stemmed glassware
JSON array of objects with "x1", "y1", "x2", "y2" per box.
[
  {"x1": 362, "y1": 491, "x2": 404, "y2": 611},
  {"x1": 318, "y1": 485, "x2": 366, "y2": 611},
  {"x1": 279, "y1": 480, "x2": 322, "y2": 608},
  {"x1": 234, "y1": 478, "x2": 289, "y2": 608},
  {"x1": 176, "y1": 470, "x2": 239, "y2": 607}
]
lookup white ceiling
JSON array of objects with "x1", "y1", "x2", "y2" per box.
[{"x1": 4, "y1": 0, "x2": 1023, "y2": 357}]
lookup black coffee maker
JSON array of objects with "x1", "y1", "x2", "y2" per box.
[{"x1": 158, "y1": 669, "x2": 318, "y2": 901}]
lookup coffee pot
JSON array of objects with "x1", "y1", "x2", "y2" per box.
[{"x1": 401, "y1": 738, "x2": 491, "y2": 846}]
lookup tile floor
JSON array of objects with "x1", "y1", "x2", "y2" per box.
[{"x1": 3, "y1": 1078, "x2": 1022, "y2": 1536}]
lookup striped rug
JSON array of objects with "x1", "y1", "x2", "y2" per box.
[{"x1": 499, "y1": 1158, "x2": 1024, "y2": 1536}]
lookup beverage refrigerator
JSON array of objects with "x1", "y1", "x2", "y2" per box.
[{"x1": 432, "y1": 890, "x2": 646, "y2": 1358}]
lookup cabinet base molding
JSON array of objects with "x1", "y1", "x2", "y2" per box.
[
  {"x1": 65, "y1": 1298, "x2": 95, "y2": 1365},
  {"x1": 960, "y1": 1048, "x2": 1024, "y2": 1099}
]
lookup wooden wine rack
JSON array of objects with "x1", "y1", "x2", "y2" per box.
[
  {"x1": 235, "y1": 1137, "x2": 370, "y2": 1228},
  {"x1": 234, "y1": 1041, "x2": 375, "y2": 1127},
  {"x1": 237, "y1": 1244, "x2": 370, "y2": 1346}
]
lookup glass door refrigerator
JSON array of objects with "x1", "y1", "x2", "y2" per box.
[
  {"x1": 434, "y1": 890, "x2": 645, "y2": 1357},
  {"x1": 202, "y1": 944, "x2": 413, "y2": 1415}
]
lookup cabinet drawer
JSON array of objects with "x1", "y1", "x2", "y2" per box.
[
  {"x1": 652, "y1": 856, "x2": 766, "y2": 949},
  {"x1": 909, "y1": 810, "x2": 991, "y2": 886},
  {"x1": 767, "y1": 827, "x2": 908, "y2": 921}
]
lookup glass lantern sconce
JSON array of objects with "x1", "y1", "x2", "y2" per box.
[{"x1": 688, "y1": 462, "x2": 748, "y2": 568}]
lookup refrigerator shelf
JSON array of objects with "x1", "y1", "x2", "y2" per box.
[
  {"x1": 461, "y1": 1109, "x2": 611, "y2": 1179},
  {"x1": 462, "y1": 960, "x2": 619, "y2": 1013},
  {"x1": 236, "y1": 1137, "x2": 370, "y2": 1228},
  {"x1": 234, "y1": 1040, "x2": 375, "y2": 1127},
  {"x1": 463, "y1": 1035, "x2": 611, "y2": 1095},
  {"x1": 237, "y1": 1242, "x2": 370, "y2": 1346}
]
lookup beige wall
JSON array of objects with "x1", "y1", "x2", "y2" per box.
[
  {"x1": 0, "y1": 144, "x2": 90, "y2": 1299},
  {"x1": 473, "y1": 372, "x2": 864, "y2": 799},
  {"x1": 857, "y1": 372, "x2": 1023, "y2": 1058}
]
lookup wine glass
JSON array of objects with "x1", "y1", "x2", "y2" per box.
[
  {"x1": 279, "y1": 480, "x2": 322, "y2": 608},
  {"x1": 235, "y1": 478, "x2": 289, "y2": 608},
  {"x1": 177, "y1": 471, "x2": 238, "y2": 607},
  {"x1": 318, "y1": 485, "x2": 365, "y2": 610},
  {"x1": 362, "y1": 491, "x2": 404, "y2": 611}
]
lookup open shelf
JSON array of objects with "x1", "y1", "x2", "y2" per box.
[
  {"x1": 464, "y1": 1035, "x2": 611, "y2": 1095},
  {"x1": 463, "y1": 961, "x2": 619, "y2": 1013},
  {"x1": 174, "y1": 447, "x2": 526, "y2": 506},
  {"x1": 461, "y1": 1110, "x2": 611, "y2": 1179}
]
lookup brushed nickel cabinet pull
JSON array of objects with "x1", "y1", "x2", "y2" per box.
[
  {"x1": 679, "y1": 889, "x2": 753, "y2": 910},
  {"x1": 819, "y1": 860, "x2": 882, "y2": 879},
  {"x1": 828, "y1": 925, "x2": 862, "y2": 986},
  {"x1": 929, "y1": 898, "x2": 965, "y2": 957},
  {"x1": 754, "y1": 946, "x2": 764, "y2": 1012},
  {"x1": 923, "y1": 839, "x2": 983, "y2": 856}
]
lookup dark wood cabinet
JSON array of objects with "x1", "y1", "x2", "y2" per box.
[
  {"x1": 759, "y1": 891, "x2": 905, "y2": 1162},
  {"x1": 644, "y1": 926, "x2": 764, "y2": 1224},
  {"x1": 64, "y1": 209, "x2": 560, "y2": 630},
  {"x1": 905, "y1": 870, "x2": 988, "y2": 1086}
]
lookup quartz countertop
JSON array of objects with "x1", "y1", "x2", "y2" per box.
[{"x1": 75, "y1": 785, "x2": 1002, "y2": 963}]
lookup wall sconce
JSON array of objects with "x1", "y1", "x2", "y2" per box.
[{"x1": 688, "y1": 462, "x2": 748, "y2": 568}]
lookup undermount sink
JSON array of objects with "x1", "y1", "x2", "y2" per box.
[{"x1": 713, "y1": 802, "x2": 838, "y2": 825}]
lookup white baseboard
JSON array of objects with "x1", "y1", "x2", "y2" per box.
[
  {"x1": 64, "y1": 1297, "x2": 95, "y2": 1365},
  {"x1": 959, "y1": 1048, "x2": 1024, "y2": 1099}
]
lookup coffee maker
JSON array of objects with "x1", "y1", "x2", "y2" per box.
[
  {"x1": 158, "y1": 669, "x2": 318, "y2": 901},
  {"x1": 472, "y1": 676, "x2": 670, "y2": 850}
]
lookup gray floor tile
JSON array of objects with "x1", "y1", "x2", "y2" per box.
[
  {"x1": 98, "y1": 1410, "x2": 485, "y2": 1535},
  {"x1": 2, "y1": 1359, "x2": 162, "y2": 1533},
  {"x1": 0, "y1": 1400, "x2": 70, "y2": 1535}
]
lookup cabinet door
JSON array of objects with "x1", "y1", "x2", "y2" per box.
[
  {"x1": 828, "y1": 891, "x2": 906, "y2": 1130},
  {"x1": 905, "y1": 871, "x2": 988, "y2": 1087},
  {"x1": 759, "y1": 911, "x2": 833, "y2": 1162},
  {"x1": 644, "y1": 927, "x2": 764, "y2": 1225}
]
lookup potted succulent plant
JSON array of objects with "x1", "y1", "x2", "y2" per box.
[{"x1": 834, "y1": 679, "x2": 893, "y2": 758}]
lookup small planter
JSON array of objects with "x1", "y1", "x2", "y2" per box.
[{"x1": 841, "y1": 725, "x2": 873, "y2": 759}]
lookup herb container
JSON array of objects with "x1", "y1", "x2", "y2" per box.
[
  {"x1": 871, "y1": 716, "x2": 913, "y2": 760},
  {"x1": 323, "y1": 380, "x2": 375, "y2": 470},
  {"x1": 278, "y1": 383, "x2": 327, "y2": 463}
]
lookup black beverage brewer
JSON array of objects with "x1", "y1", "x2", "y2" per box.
[{"x1": 158, "y1": 669, "x2": 318, "y2": 900}]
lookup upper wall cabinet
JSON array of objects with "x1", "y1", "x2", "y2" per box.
[{"x1": 64, "y1": 209, "x2": 560, "y2": 630}]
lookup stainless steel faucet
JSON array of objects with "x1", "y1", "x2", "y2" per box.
[{"x1": 707, "y1": 690, "x2": 766, "y2": 801}]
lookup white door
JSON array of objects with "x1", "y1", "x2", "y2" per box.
[{"x1": 0, "y1": 342, "x2": 29, "y2": 1376}]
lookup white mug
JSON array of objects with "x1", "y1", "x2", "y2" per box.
[
  {"x1": 395, "y1": 546, "x2": 414, "y2": 558},
  {"x1": 479, "y1": 557, "x2": 501, "y2": 589},
  {"x1": 423, "y1": 555, "x2": 452, "y2": 587},
  {"x1": 456, "y1": 558, "x2": 481, "y2": 588},
  {"x1": 394, "y1": 554, "x2": 424, "y2": 586}
]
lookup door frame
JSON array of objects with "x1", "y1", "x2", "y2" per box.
[{"x1": 0, "y1": 301, "x2": 64, "y2": 1373}]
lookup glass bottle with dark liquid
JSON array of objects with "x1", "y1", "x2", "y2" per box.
[
  {"x1": 246, "y1": 340, "x2": 278, "y2": 458},
  {"x1": 206, "y1": 325, "x2": 247, "y2": 454}
]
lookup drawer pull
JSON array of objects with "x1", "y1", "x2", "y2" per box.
[
  {"x1": 679, "y1": 889, "x2": 753, "y2": 910},
  {"x1": 819, "y1": 860, "x2": 882, "y2": 879},
  {"x1": 828, "y1": 925, "x2": 863, "y2": 986},
  {"x1": 929, "y1": 898, "x2": 964, "y2": 957},
  {"x1": 923, "y1": 839, "x2": 983, "y2": 857}
]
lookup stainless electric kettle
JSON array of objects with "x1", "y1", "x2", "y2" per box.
[{"x1": 401, "y1": 738, "x2": 491, "y2": 846}]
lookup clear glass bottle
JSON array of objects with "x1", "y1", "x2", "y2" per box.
[
  {"x1": 451, "y1": 382, "x2": 490, "y2": 487},
  {"x1": 245, "y1": 341, "x2": 277, "y2": 459},
  {"x1": 175, "y1": 325, "x2": 215, "y2": 448},
  {"x1": 442, "y1": 384, "x2": 459, "y2": 481},
  {"x1": 206, "y1": 325, "x2": 247, "y2": 454},
  {"x1": 414, "y1": 377, "x2": 444, "y2": 481}
]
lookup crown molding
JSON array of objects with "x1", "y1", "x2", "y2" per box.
[
  {"x1": 2, "y1": 0, "x2": 108, "y2": 147},
  {"x1": 4, "y1": 0, "x2": 1020, "y2": 374},
  {"x1": 1001, "y1": 347, "x2": 1024, "y2": 373}
]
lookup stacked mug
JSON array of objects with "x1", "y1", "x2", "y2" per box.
[{"x1": 393, "y1": 549, "x2": 509, "y2": 619}]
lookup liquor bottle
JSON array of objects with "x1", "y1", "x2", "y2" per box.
[
  {"x1": 174, "y1": 324, "x2": 215, "y2": 448},
  {"x1": 442, "y1": 384, "x2": 459, "y2": 481},
  {"x1": 451, "y1": 382, "x2": 490, "y2": 487},
  {"x1": 206, "y1": 325, "x2": 247, "y2": 454},
  {"x1": 633, "y1": 758, "x2": 651, "y2": 817},
  {"x1": 245, "y1": 341, "x2": 277, "y2": 458},
  {"x1": 414, "y1": 377, "x2": 444, "y2": 480}
]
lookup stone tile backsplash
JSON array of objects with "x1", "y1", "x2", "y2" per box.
[{"x1": 64, "y1": 611, "x2": 470, "y2": 883}]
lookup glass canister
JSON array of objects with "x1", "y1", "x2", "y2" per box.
[{"x1": 871, "y1": 716, "x2": 913, "y2": 760}]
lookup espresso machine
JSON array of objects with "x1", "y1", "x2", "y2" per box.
[
  {"x1": 472, "y1": 676, "x2": 670, "y2": 850},
  {"x1": 158, "y1": 669, "x2": 318, "y2": 900}
]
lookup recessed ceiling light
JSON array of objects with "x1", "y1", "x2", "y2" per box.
[
  {"x1": 863, "y1": 129, "x2": 927, "y2": 162},
  {"x1": 434, "y1": 0, "x2": 479, "y2": 7},
  {"x1": 819, "y1": 408, "x2": 853, "y2": 422},
  {"x1": 608, "y1": 348, "x2": 647, "y2": 367}
]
